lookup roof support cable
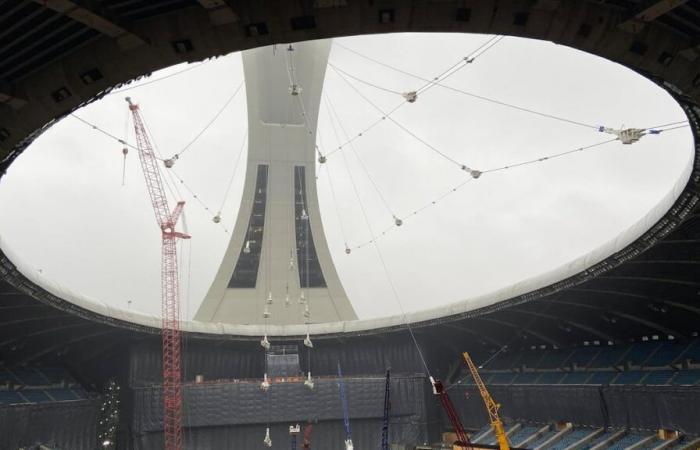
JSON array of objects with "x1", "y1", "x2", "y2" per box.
[
  {"x1": 325, "y1": 36, "x2": 504, "y2": 159},
  {"x1": 284, "y1": 44, "x2": 329, "y2": 164},
  {"x1": 329, "y1": 64, "x2": 480, "y2": 174},
  {"x1": 324, "y1": 92, "x2": 399, "y2": 228},
  {"x1": 332, "y1": 40, "x2": 603, "y2": 131},
  {"x1": 173, "y1": 79, "x2": 245, "y2": 160},
  {"x1": 214, "y1": 129, "x2": 248, "y2": 224},
  {"x1": 71, "y1": 115, "x2": 231, "y2": 232}
]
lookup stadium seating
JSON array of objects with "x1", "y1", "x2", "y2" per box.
[
  {"x1": 587, "y1": 371, "x2": 618, "y2": 384},
  {"x1": 528, "y1": 428, "x2": 559, "y2": 448},
  {"x1": 470, "y1": 424, "x2": 493, "y2": 443},
  {"x1": 642, "y1": 370, "x2": 676, "y2": 385},
  {"x1": 538, "y1": 350, "x2": 574, "y2": 369},
  {"x1": 579, "y1": 430, "x2": 623, "y2": 450},
  {"x1": 589, "y1": 346, "x2": 630, "y2": 368},
  {"x1": 606, "y1": 433, "x2": 651, "y2": 450},
  {"x1": 0, "y1": 367, "x2": 88, "y2": 406},
  {"x1": 612, "y1": 371, "x2": 647, "y2": 385},
  {"x1": 623, "y1": 343, "x2": 661, "y2": 367},
  {"x1": 644, "y1": 342, "x2": 689, "y2": 367},
  {"x1": 513, "y1": 372, "x2": 541, "y2": 384},
  {"x1": 670, "y1": 370, "x2": 700, "y2": 386},
  {"x1": 490, "y1": 372, "x2": 517, "y2": 385},
  {"x1": 538, "y1": 371, "x2": 566, "y2": 384},
  {"x1": 560, "y1": 372, "x2": 592, "y2": 384},
  {"x1": 509, "y1": 426, "x2": 541, "y2": 446},
  {"x1": 568, "y1": 347, "x2": 601, "y2": 368},
  {"x1": 548, "y1": 428, "x2": 599, "y2": 450}
]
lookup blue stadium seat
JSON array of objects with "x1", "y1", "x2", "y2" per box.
[
  {"x1": 513, "y1": 372, "x2": 540, "y2": 384},
  {"x1": 644, "y1": 342, "x2": 688, "y2": 367},
  {"x1": 671, "y1": 370, "x2": 700, "y2": 386},
  {"x1": 528, "y1": 429, "x2": 558, "y2": 448},
  {"x1": 589, "y1": 346, "x2": 630, "y2": 368},
  {"x1": 624, "y1": 343, "x2": 661, "y2": 366},
  {"x1": 612, "y1": 371, "x2": 647, "y2": 385},
  {"x1": 587, "y1": 372, "x2": 618, "y2": 384},
  {"x1": 538, "y1": 350, "x2": 574, "y2": 369},
  {"x1": 682, "y1": 341, "x2": 700, "y2": 365},
  {"x1": 489, "y1": 372, "x2": 517, "y2": 385},
  {"x1": 484, "y1": 352, "x2": 524, "y2": 370},
  {"x1": 0, "y1": 390, "x2": 26, "y2": 405},
  {"x1": 11, "y1": 368, "x2": 49, "y2": 386},
  {"x1": 537, "y1": 372, "x2": 565, "y2": 384},
  {"x1": 561, "y1": 372, "x2": 592, "y2": 384},
  {"x1": 568, "y1": 347, "x2": 600, "y2": 368},
  {"x1": 71, "y1": 387, "x2": 88, "y2": 399},
  {"x1": 471, "y1": 424, "x2": 493, "y2": 444},
  {"x1": 643, "y1": 370, "x2": 675, "y2": 385},
  {"x1": 45, "y1": 388, "x2": 78, "y2": 401},
  {"x1": 580, "y1": 430, "x2": 619, "y2": 450},
  {"x1": 38, "y1": 367, "x2": 73, "y2": 384},
  {"x1": 548, "y1": 428, "x2": 598, "y2": 450},
  {"x1": 607, "y1": 433, "x2": 650, "y2": 450},
  {"x1": 21, "y1": 390, "x2": 52, "y2": 403},
  {"x1": 509, "y1": 426, "x2": 541, "y2": 446},
  {"x1": 0, "y1": 370, "x2": 19, "y2": 384}
]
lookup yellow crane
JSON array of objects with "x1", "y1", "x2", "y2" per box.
[{"x1": 463, "y1": 352, "x2": 511, "y2": 450}]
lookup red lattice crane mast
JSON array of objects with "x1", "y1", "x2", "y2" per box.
[{"x1": 126, "y1": 97, "x2": 189, "y2": 450}]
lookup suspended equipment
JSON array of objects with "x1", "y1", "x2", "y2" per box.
[
  {"x1": 381, "y1": 369, "x2": 391, "y2": 450},
  {"x1": 126, "y1": 97, "x2": 190, "y2": 450},
  {"x1": 337, "y1": 363, "x2": 354, "y2": 450},
  {"x1": 463, "y1": 352, "x2": 510, "y2": 450},
  {"x1": 290, "y1": 424, "x2": 301, "y2": 450}
]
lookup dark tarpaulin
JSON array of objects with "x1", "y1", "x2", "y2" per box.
[
  {"x1": 132, "y1": 376, "x2": 429, "y2": 449},
  {"x1": 450, "y1": 384, "x2": 700, "y2": 434},
  {"x1": 136, "y1": 418, "x2": 428, "y2": 450},
  {"x1": 0, "y1": 400, "x2": 100, "y2": 450},
  {"x1": 129, "y1": 335, "x2": 425, "y2": 386}
]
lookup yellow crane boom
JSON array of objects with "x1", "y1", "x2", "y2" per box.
[{"x1": 463, "y1": 352, "x2": 511, "y2": 450}]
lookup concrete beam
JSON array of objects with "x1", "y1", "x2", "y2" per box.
[
  {"x1": 32, "y1": 0, "x2": 146, "y2": 49},
  {"x1": 197, "y1": 0, "x2": 239, "y2": 25},
  {"x1": 618, "y1": 0, "x2": 688, "y2": 33}
]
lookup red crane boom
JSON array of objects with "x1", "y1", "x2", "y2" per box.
[
  {"x1": 431, "y1": 377, "x2": 472, "y2": 449},
  {"x1": 126, "y1": 97, "x2": 189, "y2": 450}
]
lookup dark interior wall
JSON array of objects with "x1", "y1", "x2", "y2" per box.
[
  {"x1": 129, "y1": 334, "x2": 426, "y2": 386},
  {"x1": 132, "y1": 376, "x2": 429, "y2": 449},
  {"x1": 136, "y1": 418, "x2": 425, "y2": 450},
  {"x1": 451, "y1": 384, "x2": 700, "y2": 435},
  {"x1": 0, "y1": 400, "x2": 100, "y2": 450}
]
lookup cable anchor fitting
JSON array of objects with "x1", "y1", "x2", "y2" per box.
[
  {"x1": 599, "y1": 126, "x2": 645, "y2": 144},
  {"x1": 163, "y1": 154, "x2": 179, "y2": 168},
  {"x1": 461, "y1": 165, "x2": 482, "y2": 179},
  {"x1": 402, "y1": 91, "x2": 418, "y2": 103}
]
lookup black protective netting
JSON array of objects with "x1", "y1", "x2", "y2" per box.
[{"x1": 0, "y1": 400, "x2": 100, "y2": 450}]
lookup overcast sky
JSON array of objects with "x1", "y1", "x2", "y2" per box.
[{"x1": 0, "y1": 33, "x2": 693, "y2": 321}]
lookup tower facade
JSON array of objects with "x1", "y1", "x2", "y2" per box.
[{"x1": 195, "y1": 40, "x2": 357, "y2": 325}]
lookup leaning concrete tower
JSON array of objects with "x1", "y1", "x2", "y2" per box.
[{"x1": 195, "y1": 40, "x2": 357, "y2": 325}]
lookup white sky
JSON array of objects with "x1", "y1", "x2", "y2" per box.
[{"x1": 0, "y1": 33, "x2": 693, "y2": 321}]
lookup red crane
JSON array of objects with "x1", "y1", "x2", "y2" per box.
[
  {"x1": 431, "y1": 377, "x2": 472, "y2": 449},
  {"x1": 126, "y1": 97, "x2": 190, "y2": 450},
  {"x1": 302, "y1": 422, "x2": 313, "y2": 450}
]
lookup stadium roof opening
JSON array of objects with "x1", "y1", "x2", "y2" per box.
[{"x1": 0, "y1": 33, "x2": 693, "y2": 336}]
